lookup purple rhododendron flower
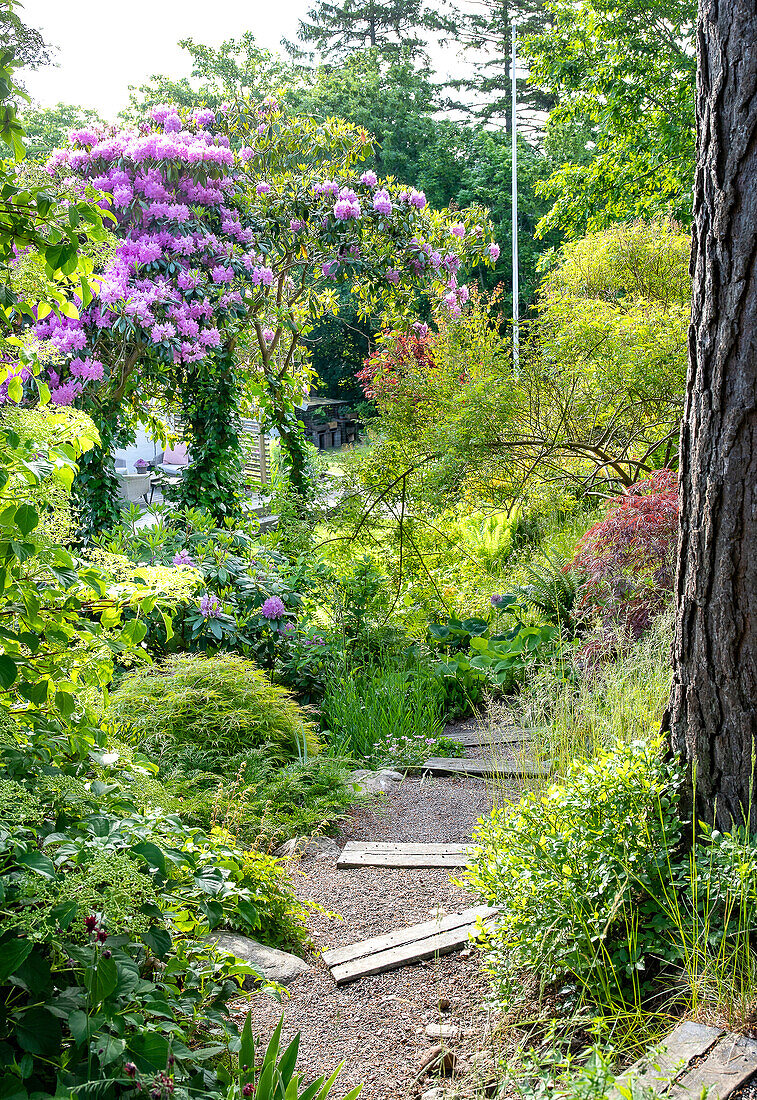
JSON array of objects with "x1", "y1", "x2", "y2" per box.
[
  {"x1": 262, "y1": 327, "x2": 275, "y2": 341},
  {"x1": 174, "y1": 549, "x2": 194, "y2": 567},
  {"x1": 372, "y1": 189, "x2": 392, "y2": 215},
  {"x1": 488, "y1": 242, "x2": 501, "y2": 261},
  {"x1": 360, "y1": 170, "x2": 378, "y2": 187},
  {"x1": 199, "y1": 593, "x2": 222, "y2": 617},
  {"x1": 451, "y1": 223, "x2": 466, "y2": 238},
  {"x1": 491, "y1": 593, "x2": 505, "y2": 606},
  {"x1": 261, "y1": 595, "x2": 286, "y2": 619},
  {"x1": 334, "y1": 197, "x2": 361, "y2": 221},
  {"x1": 256, "y1": 181, "x2": 271, "y2": 195}
]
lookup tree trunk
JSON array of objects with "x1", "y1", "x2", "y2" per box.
[{"x1": 669, "y1": 0, "x2": 757, "y2": 832}]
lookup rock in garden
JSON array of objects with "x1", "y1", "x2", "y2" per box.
[
  {"x1": 275, "y1": 835, "x2": 340, "y2": 860},
  {"x1": 348, "y1": 768, "x2": 403, "y2": 795},
  {"x1": 418, "y1": 1044, "x2": 458, "y2": 1077},
  {"x1": 421, "y1": 1089, "x2": 448, "y2": 1100},
  {"x1": 425, "y1": 1023, "x2": 460, "y2": 1040},
  {"x1": 208, "y1": 931, "x2": 310, "y2": 987}
]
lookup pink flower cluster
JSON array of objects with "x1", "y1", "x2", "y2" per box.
[{"x1": 39, "y1": 111, "x2": 263, "y2": 401}]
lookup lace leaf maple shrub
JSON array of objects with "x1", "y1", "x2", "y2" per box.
[{"x1": 571, "y1": 469, "x2": 679, "y2": 654}]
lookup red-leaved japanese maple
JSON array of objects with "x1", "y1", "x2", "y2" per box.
[{"x1": 571, "y1": 469, "x2": 679, "y2": 647}]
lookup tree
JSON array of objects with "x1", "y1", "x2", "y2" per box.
[
  {"x1": 19, "y1": 102, "x2": 105, "y2": 160},
  {"x1": 528, "y1": 0, "x2": 696, "y2": 237},
  {"x1": 447, "y1": 0, "x2": 554, "y2": 135},
  {"x1": 283, "y1": 0, "x2": 451, "y2": 63},
  {"x1": 123, "y1": 33, "x2": 294, "y2": 122},
  {"x1": 40, "y1": 99, "x2": 498, "y2": 530},
  {"x1": 0, "y1": 0, "x2": 50, "y2": 73},
  {"x1": 668, "y1": 0, "x2": 757, "y2": 832}
]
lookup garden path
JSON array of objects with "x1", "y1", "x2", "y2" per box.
[{"x1": 233, "y1": 716, "x2": 543, "y2": 1100}]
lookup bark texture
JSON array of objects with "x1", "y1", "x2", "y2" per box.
[{"x1": 669, "y1": 0, "x2": 757, "y2": 830}]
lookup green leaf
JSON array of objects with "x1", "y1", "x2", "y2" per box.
[
  {"x1": 13, "y1": 504, "x2": 38, "y2": 537},
  {"x1": 131, "y1": 840, "x2": 166, "y2": 874},
  {"x1": 15, "y1": 1006, "x2": 62, "y2": 1056},
  {"x1": 142, "y1": 925, "x2": 172, "y2": 959},
  {"x1": 0, "y1": 937, "x2": 32, "y2": 981},
  {"x1": 87, "y1": 954, "x2": 118, "y2": 1003},
  {"x1": 0, "y1": 653, "x2": 17, "y2": 688},
  {"x1": 92, "y1": 1033, "x2": 126, "y2": 1066},
  {"x1": 17, "y1": 850, "x2": 57, "y2": 880}
]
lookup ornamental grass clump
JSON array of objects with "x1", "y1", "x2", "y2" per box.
[{"x1": 108, "y1": 653, "x2": 319, "y2": 760}]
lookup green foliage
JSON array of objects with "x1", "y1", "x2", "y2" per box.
[
  {"x1": 231, "y1": 1014, "x2": 363, "y2": 1100},
  {"x1": 285, "y1": 0, "x2": 448, "y2": 62},
  {"x1": 107, "y1": 653, "x2": 320, "y2": 761},
  {"x1": 1, "y1": 405, "x2": 93, "y2": 545},
  {"x1": 428, "y1": 603, "x2": 559, "y2": 691},
  {"x1": 466, "y1": 737, "x2": 685, "y2": 1008},
  {"x1": 19, "y1": 102, "x2": 106, "y2": 160},
  {"x1": 517, "y1": 610, "x2": 674, "y2": 775},
  {"x1": 0, "y1": 413, "x2": 173, "y2": 727},
  {"x1": 528, "y1": 0, "x2": 696, "y2": 236},
  {"x1": 320, "y1": 659, "x2": 448, "y2": 763},
  {"x1": 178, "y1": 757, "x2": 359, "y2": 850},
  {"x1": 0, "y1": 11, "x2": 113, "y2": 360},
  {"x1": 0, "y1": 717, "x2": 314, "y2": 1098},
  {"x1": 123, "y1": 32, "x2": 294, "y2": 121}
]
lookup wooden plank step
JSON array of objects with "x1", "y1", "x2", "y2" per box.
[
  {"x1": 337, "y1": 841, "x2": 474, "y2": 869},
  {"x1": 322, "y1": 905, "x2": 498, "y2": 985},
  {"x1": 452, "y1": 726, "x2": 547, "y2": 748},
  {"x1": 671, "y1": 1033, "x2": 757, "y2": 1100},
  {"x1": 611, "y1": 1021, "x2": 724, "y2": 1098},
  {"x1": 422, "y1": 756, "x2": 552, "y2": 777}
]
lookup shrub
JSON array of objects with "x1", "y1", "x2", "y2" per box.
[
  {"x1": 466, "y1": 736, "x2": 684, "y2": 1009},
  {"x1": 571, "y1": 469, "x2": 678, "y2": 649},
  {"x1": 107, "y1": 653, "x2": 319, "y2": 761},
  {"x1": 0, "y1": 716, "x2": 313, "y2": 1097}
]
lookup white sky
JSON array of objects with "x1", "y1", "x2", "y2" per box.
[{"x1": 20, "y1": 0, "x2": 315, "y2": 117}]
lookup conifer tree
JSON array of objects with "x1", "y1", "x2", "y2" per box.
[{"x1": 284, "y1": 0, "x2": 452, "y2": 63}]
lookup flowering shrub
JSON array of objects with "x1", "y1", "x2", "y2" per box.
[
  {"x1": 571, "y1": 468, "x2": 679, "y2": 648},
  {"x1": 38, "y1": 100, "x2": 499, "y2": 527}
]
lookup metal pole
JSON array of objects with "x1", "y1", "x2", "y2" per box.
[{"x1": 511, "y1": 16, "x2": 520, "y2": 373}]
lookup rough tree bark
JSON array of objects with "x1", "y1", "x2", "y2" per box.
[{"x1": 669, "y1": 0, "x2": 757, "y2": 831}]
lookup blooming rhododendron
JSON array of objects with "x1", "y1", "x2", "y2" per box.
[{"x1": 35, "y1": 97, "x2": 500, "y2": 526}]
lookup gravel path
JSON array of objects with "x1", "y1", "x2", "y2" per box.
[{"x1": 230, "y1": 736, "x2": 533, "y2": 1099}]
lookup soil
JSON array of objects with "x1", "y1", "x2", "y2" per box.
[{"x1": 229, "y1": 772, "x2": 520, "y2": 1099}]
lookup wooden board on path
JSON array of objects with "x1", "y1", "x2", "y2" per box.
[
  {"x1": 670, "y1": 1032, "x2": 757, "y2": 1100},
  {"x1": 337, "y1": 841, "x2": 474, "y2": 869},
  {"x1": 322, "y1": 904, "x2": 498, "y2": 985},
  {"x1": 422, "y1": 756, "x2": 552, "y2": 778},
  {"x1": 452, "y1": 725, "x2": 547, "y2": 748},
  {"x1": 611, "y1": 1021, "x2": 724, "y2": 1098}
]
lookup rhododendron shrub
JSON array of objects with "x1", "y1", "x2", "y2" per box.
[
  {"x1": 571, "y1": 468, "x2": 679, "y2": 652},
  {"x1": 42, "y1": 98, "x2": 498, "y2": 530}
]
